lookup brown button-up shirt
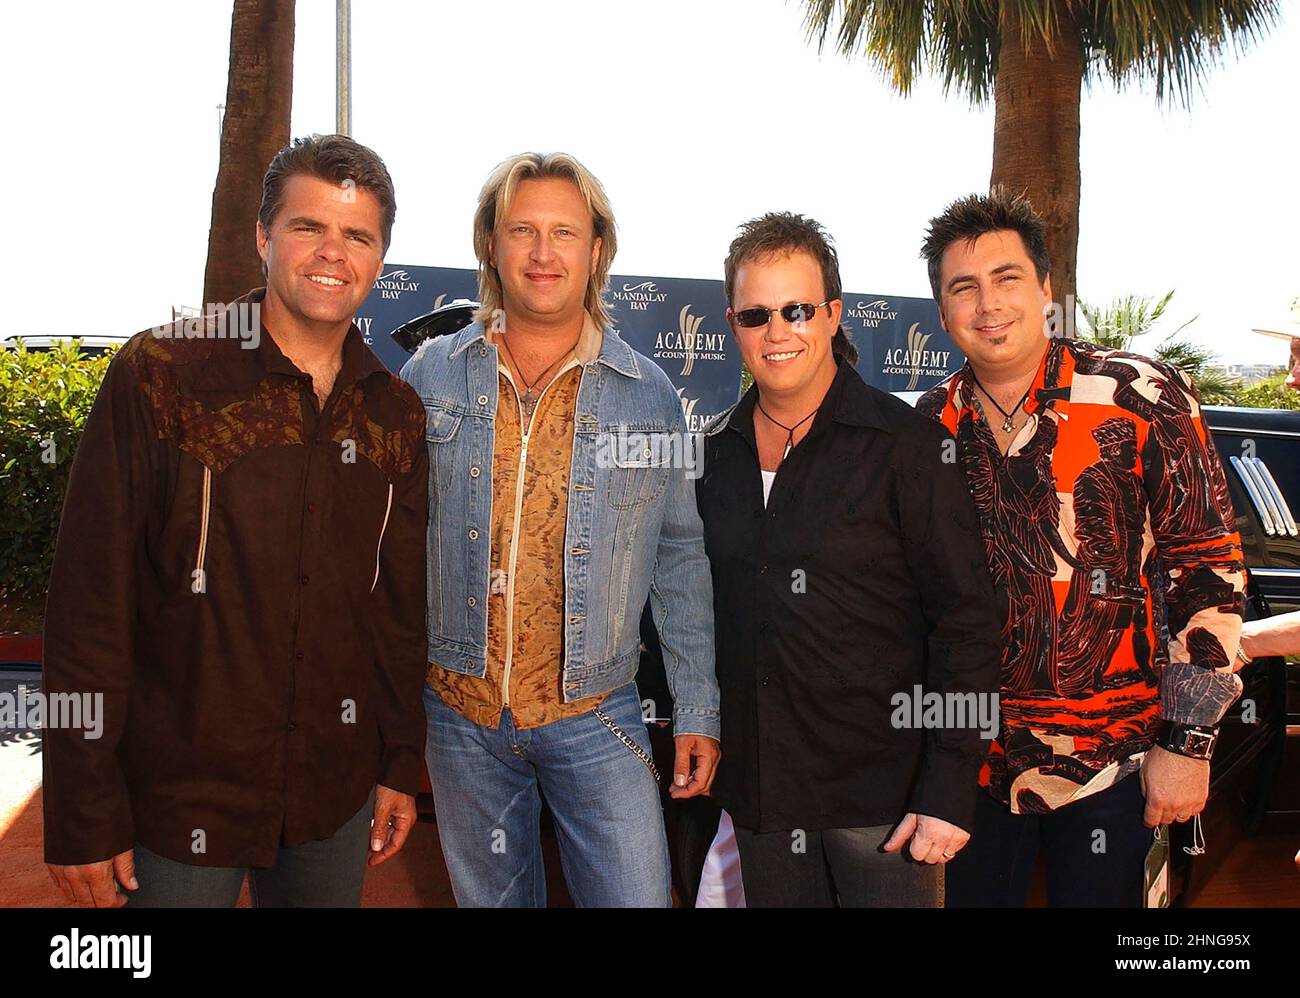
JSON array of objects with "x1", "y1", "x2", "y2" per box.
[
  {"x1": 42, "y1": 289, "x2": 429, "y2": 867},
  {"x1": 428, "y1": 315, "x2": 608, "y2": 728}
]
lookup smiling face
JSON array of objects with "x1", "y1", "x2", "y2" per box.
[
  {"x1": 490, "y1": 177, "x2": 600, "y2": 329},
  {"x1": 937, "y1": 229, "x2": 1052, "y2": 378},
  {"x1": 256, "y1": 173, "x2": 385, "y2": 336},
  {"x1": 728, "y1": 249, "x2": 841, "y2": 406}
]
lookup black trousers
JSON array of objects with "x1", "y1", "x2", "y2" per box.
[
  {"x1": 731, "y1": 822, "x2": 943, "y2": 908},
  {"x1": 945, "y1": 774, "x2": 1151, "y2": 907}
]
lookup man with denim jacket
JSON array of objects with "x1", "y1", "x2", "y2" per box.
[{"x1": 400, "y1": 152, "x2": 720, "y2": 907}]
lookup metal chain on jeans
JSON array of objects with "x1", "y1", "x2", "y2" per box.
[{"x1": 593, "y1": 706, "x2": 660, "y2": 784}]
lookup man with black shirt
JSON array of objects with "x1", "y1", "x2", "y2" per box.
[{"x1": 695, "y1": 213, "x2": 1000, "y2": 906}]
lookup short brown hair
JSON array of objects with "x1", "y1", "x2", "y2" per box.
[
  {"x1": 920, "y1": 186, "x2": 1049, "y2": 301},
  {"x1": 723, "y1": 212, "x2": 856, "y2": 364},
  {"x1": 259, "y1": 134, "x2": 397, "y2": 253}
]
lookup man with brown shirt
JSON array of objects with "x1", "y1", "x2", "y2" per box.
[
  {"x1": 42, "y1": 135, "x2": 428, "y2": 907},
  {"x1": 403, "y1": 152, "x2": 720, "y2": 907}
]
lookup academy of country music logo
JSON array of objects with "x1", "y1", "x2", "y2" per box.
[
  {"x1": 613, "y1": 280, "x2": 669, "y2": 311},
  {"x1": 882, "y1": 322, "x2": 952, "y2": 392},
  {"x1": 653, "y1": 304, "x2": 727, "y2": 378},
  {"x1": 374, "y1": 268, "x2": 420, "y2": 300}
]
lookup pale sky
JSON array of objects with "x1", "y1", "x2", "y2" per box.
[{"x1": 3, "y1": 0, "x2": 1297, "y2": 364}]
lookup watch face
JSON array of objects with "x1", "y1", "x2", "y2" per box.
[{"x1": 1184, "y1": 730, "x2": 1216, "y2": 757}]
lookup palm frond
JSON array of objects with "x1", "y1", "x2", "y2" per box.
[{"x1": 802, "y1": 0, "x2": 1281, "y2": 107}]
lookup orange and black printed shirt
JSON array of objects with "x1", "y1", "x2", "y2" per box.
[{"x1": 918, "y1": 338, "x2": 1245, "y2": 813}]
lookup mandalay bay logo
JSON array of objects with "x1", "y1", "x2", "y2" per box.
[
  {"x1": 374, "y1": 268, "x2": 420, "y2": 300},
  {"x1": 654, "y1": 305, "x2": 726, "y2": 378},
  {"x1": 882, "y1": 323, "x2": 952, "y2": 392},
  {"x1": 613, "y1": 280, "x2": 668, "y2": 311}
]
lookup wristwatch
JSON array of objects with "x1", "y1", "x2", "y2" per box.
[{"x1": 1156, "y1": 720, "x2": 1218, "y2": 760}]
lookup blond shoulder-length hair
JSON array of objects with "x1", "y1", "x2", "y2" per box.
[{"x1": 472, "y1": 151, "x2": 619, "y2": 330}]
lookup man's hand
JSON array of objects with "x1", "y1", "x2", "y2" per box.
[
  {"x1": 669, "y1": 734, "x2": 720, "y2": 799},
  {"x1": 882, "y1": 813, "x2": 970, "y2": 864},
  {"x1": 1140, "y1": 744, "x2": 1209, "y2": 827},
  {"x1": 368, "y1": 785, "x2": 416, "y2": 867},
  {"x1": 48, "y1": 850, "x2": 137, "y2": 907}
]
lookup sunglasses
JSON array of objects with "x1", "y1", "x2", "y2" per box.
[{"x1": 731, "y1": 300, "x2": 832, "y2": 329}]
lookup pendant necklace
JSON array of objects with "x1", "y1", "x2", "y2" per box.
[
  {"x1": 498, "y1": 335, "x2": 576, "y2": 423},
  {"x1": 757, "y1": 401, "x2": 819, "y2": 464},
  {"x1": 967, "y1": 369, "x2": 1033, "y2": 433}
]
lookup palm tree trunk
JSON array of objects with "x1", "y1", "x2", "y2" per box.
[
  {"x1": 202, "y1": 0, "x2": 296, "y2": 308},
  {"x1": 990, "y1": 0, "x2": 1082, "y2": 327}
]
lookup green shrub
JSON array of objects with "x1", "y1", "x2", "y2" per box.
[
  {"x1": 1233, "y1": 373, "x2": 1300, "y2": 411},
  {"x1": 0, "y1": 340, "x2": 113, "y2": 599}
]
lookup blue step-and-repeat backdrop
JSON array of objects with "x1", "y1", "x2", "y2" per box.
[{"x1": 357, "y1": 264, "x2": 966, "y2": 425}]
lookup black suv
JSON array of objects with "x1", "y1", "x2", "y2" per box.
[{"x1": 1170, "y1": 405, "x2": 1299, "y2": 901}]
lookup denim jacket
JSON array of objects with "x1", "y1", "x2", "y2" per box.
[{"x1": 400, "y1": 321, "x2": 720, "y2": 741}]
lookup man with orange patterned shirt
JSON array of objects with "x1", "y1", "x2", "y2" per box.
[{"x1": 917, "y1": 188, "x2": 1246, "y2": 907}]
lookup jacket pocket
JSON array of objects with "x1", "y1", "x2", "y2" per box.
[
  {"x1": 423, "y1": 402, "x2": 464, "y2": 495},
  {"x1": 605, "y1": 440, "x2": 673, "y2": 511}
]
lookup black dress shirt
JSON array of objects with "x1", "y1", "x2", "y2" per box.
[{"x1": 696, "y1": 358, "x2": 1000, "y2": 833}]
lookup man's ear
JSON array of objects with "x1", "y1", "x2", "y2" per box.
[
  {"x1": 1042, "y1": 273, "x2": 1054, "y2": 309},
  {"x1": 255, "y1": 221, "x2": 270, "y2": 267},
  {"x1": 590, "y1": 235, "x2": 602, "y2": 274},
  {"x1": 828, "y1": 298, "x2": 843, "y2": 327}
]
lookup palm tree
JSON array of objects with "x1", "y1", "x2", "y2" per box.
[
  {"x1": 1078, "y1": 289, "x2": 1239, "y2": 403},
  {"x1": 202, "y1": 0, "x2": 296, "y2": 307},
  {"x1": 802, "y1": 1, "x2": 1279, "y2": 318}
]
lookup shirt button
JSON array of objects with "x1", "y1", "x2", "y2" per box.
[
  {"x1": 300, "y1": 574, "x2": 309, "y2": 585},
  {"x1": 478, "y1": 394, "x2": 489, "y2": 406},
  {"x1": 761, "y1": 677, "x2": 770, "y2": 687},
  {"x1": 479, "y1": 345, "x2": 488, "y2": 356},
  {"x1": 468, "y1": 529, "x2": 479, "y2": 540},
  {"x1": 295, "y1": 651, "x2": 304, "y2": 661},
  {"x1": 306, "y1": 502, "x2": 316, "y2": 513},
  {"x1": 759, "y1": 564, "x2": 768, "y2": 574},
  {"x1": 469, "y1": 466, "x2": 481, "y2": 478},
  {"x1": 758, "y1": 619, "x2": 770, "y2": 634},
  {"x1": 287, "y1": 722, "x2": 297, "y2": 732},
  {"x1": 467, "y1": 596, "x2": 477, "y2": 607}
]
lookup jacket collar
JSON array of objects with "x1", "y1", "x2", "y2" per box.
[{"x1": 450, "y1": 311, "x2": 642, "y2": 379}]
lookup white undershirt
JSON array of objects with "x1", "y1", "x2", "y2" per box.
[{"x1": 761, "y1": 469, "x2": 776, "y2": 506}]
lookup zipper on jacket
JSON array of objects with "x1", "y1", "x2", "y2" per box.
[
  {"x1": 192, "y1": 465, "x2": 212, "y2": 593},
  {"x1": 499, "y1": 358, "x2": 580, "y2": 708},
  {"x1": 371, "y1": 481, "x2": 394, "y2": 593}
]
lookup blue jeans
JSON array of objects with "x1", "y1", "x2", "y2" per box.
[
  {"x1": 424, "y1": 682, "x2": 671, "y2": 907},
  {"x1": 124, "y1": 787, "x2": 375, "y2": 908}
]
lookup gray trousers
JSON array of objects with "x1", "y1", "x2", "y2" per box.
[
  {"x1": 732, "y1": 822, "x2": 944, "y2": 907},
  {"x1": 124, "y1": 788, "x2": 376, "y2": 908}
]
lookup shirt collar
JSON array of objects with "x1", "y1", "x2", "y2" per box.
[
  {"x1": 727, "y1": 355, "x2": 894, "y2": 446},
  {"x1": 200, "y1": 287, "x2": 388, "y2": 390},
  {"x1": 952, "y1": 337, "x2": 1072, "y2": 423}
]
